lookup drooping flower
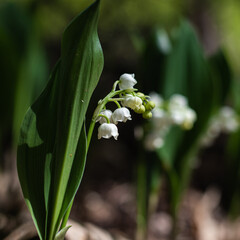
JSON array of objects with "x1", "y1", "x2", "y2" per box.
[
  {"x1": 98, "y1": 123, "x2": 119, "y2": 140},
  {"x1": 112, "y1": 107, "x2": 132, "y2": 124},
  {"x1": 119, "y1": 73, "x2": 137, "y2": 90},
  {"x1": 96, "y1": 110, "x2": 112, "y2": 124},
  {"x1": 122, "y1": 95, "x2": 142, "y2": 110}
]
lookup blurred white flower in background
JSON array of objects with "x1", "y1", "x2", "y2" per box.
[
  {"x1": 144, "y1": 133, "x2": 164, "y2": 151},
  {"x1": 219, "y1": 106, "x2": 239, "y2": 132},
  {"x1": 149, "y1": 92, "x2": 164, "y2": 108},
  {"x1": 181, "y1": 108, "x2": 197, "y2": 130},
  {"x1": 168, "y1": 94, "x2": 196, "y2": 129},
  {"x1": 138, "y1": 92, "x2": 197, "y2": 151},
  {"x1": 152, "y1": 108, "x2": 171, "y2": 129},
  {"x1": 201, "y1": 106, "x2": 239, "y2": 147},
  {"x1": 169, "y1": 94, "x2": 188, "y2": 108}
]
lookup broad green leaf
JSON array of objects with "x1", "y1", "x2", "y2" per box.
[
  {"x1": 157, "y1": 20, "x2": 214, "y2": 170},
  {"x1": 54, "y1": 226, "x2": 71, "y2": 240},
  {"x1": 17, "y1": 1, "x2": 103, "y2": 240}
]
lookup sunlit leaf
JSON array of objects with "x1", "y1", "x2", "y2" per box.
[
  {"x1": 54, "y1": 225, "x2": 71, "y2": 240},
  {"x1": 17, "y1": 1, "x2": 103, "y2": 240}
]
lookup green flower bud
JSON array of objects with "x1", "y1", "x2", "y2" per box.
[
  {"x1": 145, "y1": 101, "x2": 155, "y2": 111},
  {"x1": 142, "y1": 111, "x2": 152, "y2": 119},
  {"x1": 134, "y1": 105, "x2": 145, "y2": 114}
]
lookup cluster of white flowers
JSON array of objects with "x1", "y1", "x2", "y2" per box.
[
  {"x1": 201, "y1": 106, "x2": 240, "y2": 147},
  {"x1": 95, "y1": 73, "x2": 155, "y2": 140},
  {"x1": 140, "y1": 92, "x2": 197, "y2": 151}
]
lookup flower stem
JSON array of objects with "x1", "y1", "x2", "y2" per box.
[
  {"x1": 112, "y1": 80, "x2": 120, "y2": 91},
  {"x1": 113, "y1": 100, "x2": 121, "y2": 108},
  {"x1": 59, "y1": 119, "x2": 96, "y2": 231},
  {"x1": 108, "y1": 98, "x2": 125, "y2": 102},
  {"x1": 97, "y1": 114, "x2": 110, "y2": 123},
  {"x1": 58, "y1": 81, "x2": 130, "y2": 233}
]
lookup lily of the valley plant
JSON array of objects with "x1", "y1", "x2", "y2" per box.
[
  {"x1": 93, "y1": 73, "x2": 155, "y2": 142},
  {"x1": 17, "y1": 1, "x2": 154, "y2": 240}
]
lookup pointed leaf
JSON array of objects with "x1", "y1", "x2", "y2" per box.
[
  {"x1": 54, "y1": 226, "x2": 71, "y2": 240},
  {"x1": 17, "y1": 1, "x2": 103, "y2": 240}
]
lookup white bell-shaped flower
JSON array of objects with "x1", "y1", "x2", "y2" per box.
[
  {"x1": 119, "y1": 73, "x2": 137, "y2": 90},
  {"x1": 98, "y1": 123, "x2": 119, "y2": 140},
  {"x1": 96, "y1": 109, "x2": 112, "y2": 124},
  {"x1": 122, "y1": 95, "x2": 142, "y2": 110},
  {"x1": 112, "y1": 107, "x2": 132, "y2": 124}
]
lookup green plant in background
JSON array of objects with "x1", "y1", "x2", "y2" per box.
[
  {"x1": 206, "y1": 50, "x2": 240, "y2": 220},
  {"x1": 0, "y1": 2, "x2": 48, "y2": 165},
  {"x1": 17, "y1": 1, "x2": 155, "y2": 239},
  {"x1": 199, "y1": 49, "x2": 240, "y2": 219},
  {"x1": 134, "y1": 19, "x2": 236, "y2": 239},
  {"x1": 135, "y1": 93, "x2": 197, "y2": 240},
  {"x1": 223, "y1": 79, "x2": 240, "y2": 219}
]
